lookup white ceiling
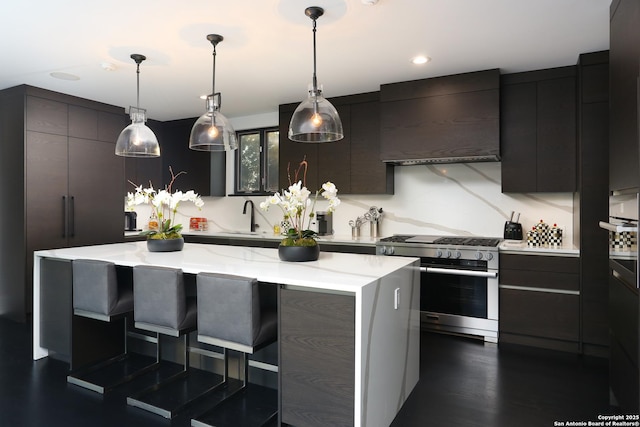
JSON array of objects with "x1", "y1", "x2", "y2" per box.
[{"x1": 1, "y1": 0, "x2": 611, "y2": 122}]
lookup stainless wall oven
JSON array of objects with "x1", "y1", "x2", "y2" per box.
[{"x1": 377, "y1": 235, "x2": 500, "y2": 343}]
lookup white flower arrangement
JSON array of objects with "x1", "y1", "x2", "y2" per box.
[
  {"x1": 260, "y1": 158, "x2": 340, "y2": 246},
  {"x1": 126, "y1": 168, "x2": 204, "y2": 239}
]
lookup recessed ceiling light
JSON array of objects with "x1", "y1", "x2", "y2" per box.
[
  {"x1": 50, "y1": 72, "x2": 80, "y2": 81},
  {"x1": 101, "y1": 62, "x2": 116, "y2": 71},
  {"x1": 411, "y1": 55, "x2": 430, "y2": 65}
]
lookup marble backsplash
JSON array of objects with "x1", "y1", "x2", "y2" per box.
[{"x1": 132, "y1": 162, "x2": 574, "y2": 244}]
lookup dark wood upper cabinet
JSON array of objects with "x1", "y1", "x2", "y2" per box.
[
  {"x1": 279, "y1": 92, "x2": 393, "y2": 194},
  {"x1": 379, "y1": 69, "x2": 500, "y2": 164},
  {"x1": 279, "y1": 108, "x2": 321, "y2": 191},
  {"x1": 501, "y1": 66, "x2": 577, "y2": 192},
  {"x1": 123, "y1": 118, "x2": 163, "y2": 193},
  {"x1": 350, "y1": 99, "x2": 394, "y2": 194},
  {"x1": 26, "y1": 96, "x2": 68, "y2": 136},
  {"x1": 317, "y1": 104, "x2": 351, "y2": 192},
  {"x1": 69, "y1": 105, "x2": 98, "y2": 139},
  {"x1": 123, "y1": 117, "x2": 223, "y2": 197},
  {"x1": 98, "y1": 110, "x2": 127, "y2": 143},
  {"x1": 609, "y1": 0, "x2": 640, "y2": 192}
]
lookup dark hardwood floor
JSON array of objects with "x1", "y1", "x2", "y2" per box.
[
  {"x1": 1, "y1": 318, "x2": 615, "y2": 427},
  {"x1": 392, "y1": 333, "x2": 613, "y2": 427}
]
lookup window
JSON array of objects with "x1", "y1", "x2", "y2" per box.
[{"x1": 234, "y1": 127, "x2": 279, "y2": 194}]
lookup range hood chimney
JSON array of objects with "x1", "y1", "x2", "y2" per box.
[{"x1": 379, "y1": 69, "x2": 501, "y2": 166}]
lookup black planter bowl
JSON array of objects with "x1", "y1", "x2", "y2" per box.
[
  {"x1": 278, "y1": 244, "x2": 320, "y2": 262},
  {"x1": 146, "y1": 237, "x2": 185, "y2": 252}
]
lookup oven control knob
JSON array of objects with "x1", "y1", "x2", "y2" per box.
[
  {"x1": 387, "y1": 246, "x2": 395, "y2": 255},
  {"x1": 485, "y1": 252, "x2": 494, "y2": 261},
  {"x1": 445, "y1": 250, "x2": 452, "y2": 258},
  {"x1": 454, "y1": 251, "x2": 462, "y2": 259},
  {"x1": 379, "y1": 246, "x2": 387, "y2": 255},
  {"x1": 435, "y1": 249, "x2": 443, "y2": 258},
  {"x1": 475, "y1": 251, "x2": 483, "y2": 260}
]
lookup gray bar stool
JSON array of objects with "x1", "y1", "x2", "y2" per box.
[
  {"x1": 191, "y1": 272, "x2": 278, "y2": 427},
  {"x1": 127, "y1": 265, "x2": 213, "y2": 419},
  {"x1": 67, "y1": 259, "x2": 156, "y2": 393}
]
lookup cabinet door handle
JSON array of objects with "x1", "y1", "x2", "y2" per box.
[
  {"x1": 62, "y1": 196, "x2": 68, "y2": 238},
  {"x1": 69, "y1": 196, "x2": 75, "y2": 237}
]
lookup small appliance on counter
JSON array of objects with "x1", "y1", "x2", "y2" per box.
[
  {"x1": 125, "y1": 211, "x2": 137, "y2": 231},
  {"x1": 189, "y1": 217, "x2": 208, "y2": 231},
  {"x1": 503, "y1": 211, "x2": 523, "y2": 240},
  {"x1": 316, "y1": 211, "x2": 333, "y2": 236}
]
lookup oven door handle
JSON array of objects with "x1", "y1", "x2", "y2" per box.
[
  {"x1": 422, "y1": 266, "x2": 498, "y2": 279},
  {"x1": 599, "y1": 221, "x2": 638, "y2": 233}
]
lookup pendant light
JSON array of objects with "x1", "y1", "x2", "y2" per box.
[
  {"x1": 288, "y1": 6, "x2": 344, "y2": 143},
  {"x1": 115, "y1": 54, "x2": 160, "y2": 157},
  {"x1": 189, "y1": 34, "x2": 238, "y2": 151}
]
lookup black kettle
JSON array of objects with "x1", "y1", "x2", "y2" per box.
[{"x1": 125, "y1": 211, "x2": 137, "y2": 231}]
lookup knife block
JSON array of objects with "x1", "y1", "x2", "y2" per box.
[{"x1": 504, "y1": 221, "x2": 523, "y2": 240}]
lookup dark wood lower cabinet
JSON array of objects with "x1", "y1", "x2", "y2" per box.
[
  {"x1": 499, "y1": 254, "x2": 580, "y2": 353},
  {"x1": 500, "y1": 288, "x2": 579, "y2": 347},
  {"x1": 279, "y1": 288, "x2": 355, "y2": 427}
]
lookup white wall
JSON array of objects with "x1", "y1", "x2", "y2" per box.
[
  {"x1": 157, "y1": 162, "x2": 572, "y2": 241},
  {"x1": 130, "y1": 113, "x2": 574, "y2": 243}
]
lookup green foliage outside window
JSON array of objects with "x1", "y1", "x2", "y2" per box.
[{"x1": 235, "y1": 127, "x2": 279, "y2": 194}]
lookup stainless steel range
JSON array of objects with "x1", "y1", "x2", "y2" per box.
[{"x1": 376, "y1": 235, "x2": 501, "y2": 342}]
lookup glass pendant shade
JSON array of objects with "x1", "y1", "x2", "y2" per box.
[
  {"x1": 115, "y1": 108, "x2": 160, "y2": 157},
  {"x1": 189, "y1": 95, "x2": 237, "y2": 151},
  {"x1": 190, "y1": 34, "x2": 237, "y2": 152},
  {"x1": 115, "y1": 53, "x2": 160, "y2": 157},
  {"x1": 288, "y1": 6, "x2": 344, "y2": 143},
  {"x1": 289, "y1": 87, "x2": 343, "y2": 143}
]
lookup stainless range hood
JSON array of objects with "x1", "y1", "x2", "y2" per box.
[{"x1": 379, "y1": 69, "x2": 501, "y2": 166}]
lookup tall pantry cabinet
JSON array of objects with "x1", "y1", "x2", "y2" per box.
[{"x1": 0, "y1": 85, "x2": 125, "y2": 322}]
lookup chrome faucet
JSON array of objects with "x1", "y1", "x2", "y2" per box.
[{"x1": 242, "y1": 200, "x2": 258, "y2": 232}]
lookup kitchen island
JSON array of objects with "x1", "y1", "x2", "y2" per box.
[{"x1": 33, "y1": 241, "x2": 420, "y2": 427}]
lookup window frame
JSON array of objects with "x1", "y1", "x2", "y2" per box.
[{"x1": 233, "y1": 126, "x2": 279, "y2": 195}]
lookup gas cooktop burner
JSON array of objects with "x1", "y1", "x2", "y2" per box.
[
  {"x1": 378, "y1": 235, "x2": 415, "y2": 243},
  {"x1": 378, "y1": 235, "x2": 502, "y2": 247},
  {"x1": 433, "y1": 237, "x2": 502, "y2": 247}
]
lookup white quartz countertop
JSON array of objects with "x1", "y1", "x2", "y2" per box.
[
  {"x1": 124, "y1": 232, "x2": 583, "y2": 255},
  {"x1": 35, "y1": 242, "x2": 416, "y2": 293},
  {"x1": 499, "y1": 240, "x2": 580, "y2": 256}
]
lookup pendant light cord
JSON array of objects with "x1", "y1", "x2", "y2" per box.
[
  {"x1": 135, "y1": 61, "x2": 141, "y2": 110},
  {"x1": 312, "y1": 17, "x2": 318, "y2": 92},
  {"x1": 211, "y1": 42, "x2": 217, "y2": 100}
]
